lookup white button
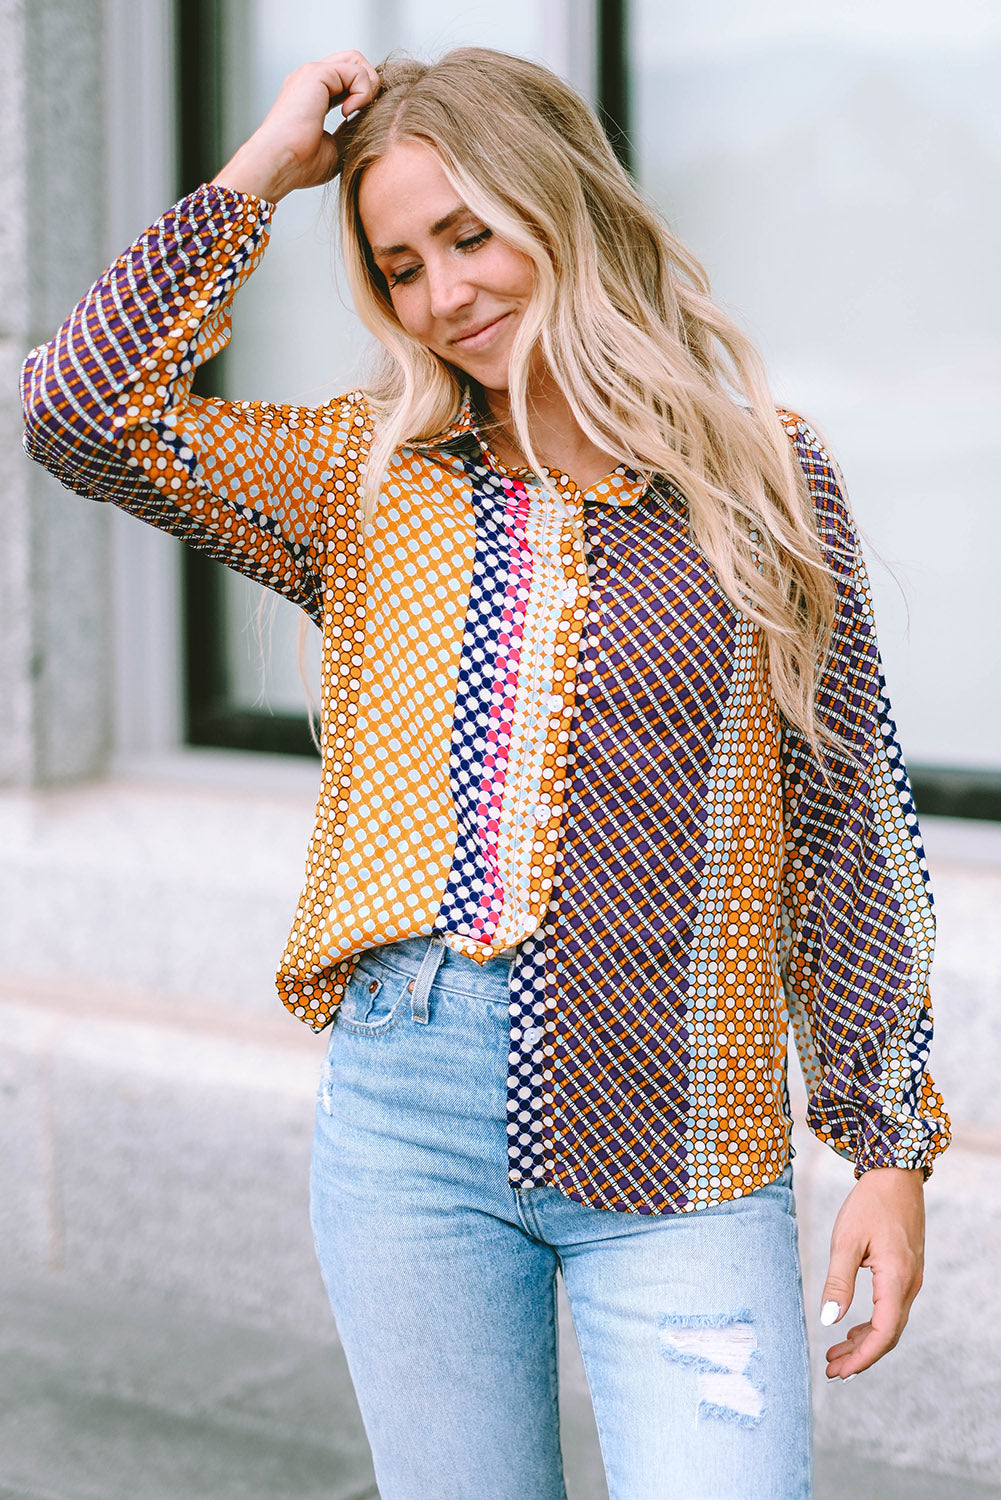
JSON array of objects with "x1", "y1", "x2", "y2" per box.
[
  {"x1": 533, "y1": 804, "x2": 551, "y2": 824},
  {"x1": 560, "y1": 585, "x2": 578, "y2": 605},
  {"x1": 544, "y1": 693, "x2": 563, "y2": 714}
]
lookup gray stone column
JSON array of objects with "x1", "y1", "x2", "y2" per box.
[{"x1": 0, "y1": 0, "x2": 113, "y2": 786}]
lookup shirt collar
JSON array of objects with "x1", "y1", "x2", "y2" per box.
[
  {"x1": 411, "y1": 386, "x2": 654, "y2": 508},
  {"x1": 408, "y1": 387, "x2": 479, "y2": 451}
]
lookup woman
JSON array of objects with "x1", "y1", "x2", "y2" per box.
[{"x1": 21, "y1": 46, "x2": 950, "y2": 1500}]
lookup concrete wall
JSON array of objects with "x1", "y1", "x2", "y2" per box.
[{"x1": 0, "y1": 0, "x2": 114, "y2": 788}]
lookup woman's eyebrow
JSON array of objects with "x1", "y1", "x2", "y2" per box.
[{"x1": 372, "y1": 205, "x2": 471, "y2": 258}]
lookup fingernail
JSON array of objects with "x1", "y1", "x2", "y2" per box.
[
  {"x1": 820, "y1": 1300, "x2": 841, "y2": 1326},
  {"x1": 342, "y1": 106, "x2": 357, "y2": 119},
  {"x1": 843, "y1": 1373, "x2": 858, "y2": 1381}
]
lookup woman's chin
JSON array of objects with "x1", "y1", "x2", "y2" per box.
[{"x1": 461, "y1": 359, "x2": 512, "y2": 396}]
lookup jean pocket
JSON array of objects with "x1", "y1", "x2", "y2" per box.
[{"x1": 335, "y1": 960, "x2": 411, "y2": 1036}]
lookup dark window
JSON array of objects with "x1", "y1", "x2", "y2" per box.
[{"x1": 174, "y1": 0, "x2": 999, "y2": 818}]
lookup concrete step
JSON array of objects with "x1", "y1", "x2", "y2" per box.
[
  {"x1": 3, "y1": 778, "x2": 1000, "y2": 1136},
  {"x1": 3, "y1": 1273, "x2": 999, "y2": 1500}
]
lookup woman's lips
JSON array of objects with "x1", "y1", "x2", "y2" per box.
[{"x1": 450, "y1": 312, "x2": 511, "y2": 351}]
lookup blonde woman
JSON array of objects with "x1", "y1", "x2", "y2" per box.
[{"x1": 22, "y1": 47, "x2": 950, "y2": 1500}]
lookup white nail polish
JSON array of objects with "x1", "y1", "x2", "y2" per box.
[
  {"x1": 843, "y1": 1373, "x2": 858, "y2": 1382},
  {"x1": 820, "y1": 1300, "x2": 840, "y2": 1325}
]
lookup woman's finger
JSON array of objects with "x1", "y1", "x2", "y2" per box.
[
  {"x1": 314, "y1": 51, "x2": 380, "y2": 119},
  {"x1": 825, "y1": 1319, "x2": 873, "y2": 1377},
  {"x1": 825, "y1": 1312, "x2": 902, "y2": 1378},
  {"x1": 819, "y1": 1219, "x2": 863, "y2": 1331},
  {"x1": 341, "y1": 66, "x2": 381, "y2": 118}
]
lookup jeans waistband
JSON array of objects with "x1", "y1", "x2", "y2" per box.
[{"x1": 355, "y1": 934, "x2": 515, "y2": 996}]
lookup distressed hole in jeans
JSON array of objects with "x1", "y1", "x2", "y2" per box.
[{"x1": 660, "y1": 1309, "x2": 764, "y2": 1426}]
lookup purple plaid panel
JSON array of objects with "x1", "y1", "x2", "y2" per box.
[{"x1": 531, "y1": 486, "x2": 739, "y2": 1214}]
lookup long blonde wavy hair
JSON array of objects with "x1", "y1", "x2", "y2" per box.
[{"x1": 334, "y1": 48, "x2": 838, "y2": 756}]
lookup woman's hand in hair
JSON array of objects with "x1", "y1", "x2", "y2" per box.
[
  {"x1": 211, "y1": 51, "x2": 380, "y2": 203},
  {"x1": 819, "y1": 1164, "x2": 926, "y2": 1380}
]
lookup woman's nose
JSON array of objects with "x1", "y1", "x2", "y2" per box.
[{"x1": 426, "y1": 263, "x2": 476, "y2": 320}]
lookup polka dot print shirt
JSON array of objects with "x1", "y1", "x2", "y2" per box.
[{"x1": 21, "y1": 185, "x2": 951, "y2": 1214}]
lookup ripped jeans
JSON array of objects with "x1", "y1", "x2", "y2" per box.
[{"x1": 311, "y1": 935, "x2": 813, "y2": 1500}]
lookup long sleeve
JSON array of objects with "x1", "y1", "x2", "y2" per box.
[
  {"x1": 20, "y1": 183, "x2": 355, "y2": 622},
  {"x1": 778, "y1": 412, "x2": 951, "y2": 1180}
]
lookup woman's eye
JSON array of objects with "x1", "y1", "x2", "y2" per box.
[
  {"x1": 457, "y1": 228, "x2": 492, "y2": 252},
  {"x1": 385, "y1": 229, "x2": 491, "y2": 288}
]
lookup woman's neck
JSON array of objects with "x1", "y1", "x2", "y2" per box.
[{"x1": 480, "y1": 373, "x2": 618, "y2": 489}]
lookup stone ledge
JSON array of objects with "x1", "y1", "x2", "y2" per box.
[
  {"x1": 0, "y1": 772, "x2": 318, "y2": 1017},
  {"x1": 4, "y1": 787, "x2": 997, "y2": 1133},
  {"x1": 0, "y1": 988, "x2": 328, "y2": 1340}
]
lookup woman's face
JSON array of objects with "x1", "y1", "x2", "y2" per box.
[{"x1": 359, "y1": 139, "x2": 535, "y2": 396}]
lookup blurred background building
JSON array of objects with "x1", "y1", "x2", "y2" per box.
[{"x1": 1, "y1": 2, "x2": 999, "y2": 1497}]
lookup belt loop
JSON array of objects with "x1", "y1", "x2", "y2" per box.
[{"x1": 409, "y1": 934, "x2": 446, "y2": 1024}]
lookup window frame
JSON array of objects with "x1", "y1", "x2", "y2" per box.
[{"x1": 173, "y1": 0, "x2": 1000, "y2": 817}]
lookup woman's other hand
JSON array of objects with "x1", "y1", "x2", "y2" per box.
[
  {"x1": 819, "y1": 1165, "x2": 925, "y2": 1380},
  {"x1": 211, "y1": 51, "x2": 380, "y2": 203}
]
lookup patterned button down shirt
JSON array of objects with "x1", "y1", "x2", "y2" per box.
[{"x1": 21, "y1": 184, "x2": 951, "y2": 1215}]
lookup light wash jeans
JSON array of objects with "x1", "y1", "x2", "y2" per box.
[{"x1": 310, "y1": 934, "x2": 813, "y2": 1500}]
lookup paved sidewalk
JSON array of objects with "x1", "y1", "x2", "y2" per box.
[{"x1": 1, "y1": 1274, "x2": 997, "y2": 1500}]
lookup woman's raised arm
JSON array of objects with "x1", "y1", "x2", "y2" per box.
[{"x1": 20, "y1": 52, "x2": 381, "y2": 619}]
